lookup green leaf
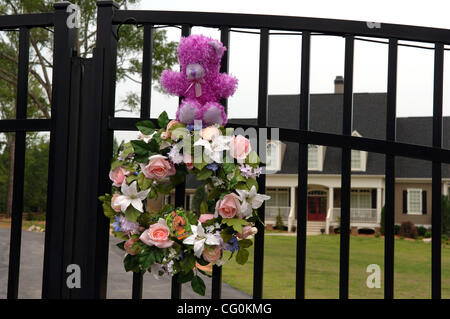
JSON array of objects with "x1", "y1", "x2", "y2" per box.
[
  {"x1": 180, "y1": 253, "x2": 196, "y2": 273},
  {"x1": 177, "y1": 269, "x2": 194, "y2": 283},
  {"x1": 125, "y1": 205, "x2": 141, "y2": 222},
  {"x1": 124, "y1": 254, "x2": 140, "y2": 272},
  {"x1": 238, "y1": 239, "x2": 253, "y2": 249},
  {"x1": 200, "y1": 201, "x2": 208, "y2": 214},
  {"x1": 197, "y1": 167, "x2": 213, "y2": 180},
  {"x1": 191, "y1": 275, "x2": 206, "y2": 296},
  {"x1": 245, "y1": 150, "x2": 260, "y2": 166},
  {"x1": 245, "y1": 178, "x2": 258, "y2": 191},
  {"x1": 221, "y1": 228, "x2": 234, "y2": 243},
  {"x1": 222, "y1": 162, "x2": 235, "y2": 174},
  {"x1": 126, "y1": 174, "x2": 138, "y2": 184},
  {"x1": 131, "y1": 139, "x2": 151, "y2": 155},
  {"x1": 223, "y1": 218, "x2": 248, "y2": 233},
  {"x1": 110, "y1": 159, "x2": 124, "y2": 171},
  {"x1": 236, "y1": 248, "x2": 249, "y2": 265},
  {"x1": 136, "y1": 120, "x2": 155, "y2": 135},
  {"x1": 139, "y1": 250, "x2": 155, "y2": 269},
  {"x1": 158, "y1": 111, "x2": 170, "y2": 128},
  {"x1": 116, "y1": 241, "x2": 126, "y2": 251},
  {"x1": 102, "y1": 202, "x2": 115, "y2": 218},
  {"x1": 186, "y1": 212, "x2": 198, "y2": 225}
]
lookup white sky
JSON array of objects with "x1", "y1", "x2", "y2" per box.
[{"x1": 114, "y1": 0, "x2": 450, "y2": 143}]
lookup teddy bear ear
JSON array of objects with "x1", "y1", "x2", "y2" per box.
[{"x1": 208, "y1": 40, "x2": 224, "y2": 56}]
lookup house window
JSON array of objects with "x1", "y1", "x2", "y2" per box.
[
  {"x1": 351, "y1": 189, "x2": 371, "y2": 209},
  {"x1": 265, "y1": 188, "x2": 290, "y2": 220},
  {"x1": 351, "y1": 150, "x2": 361, "y2": 170},
  {"x1": 308, "y1": 145, "x2": 319, "y2": 170},
  {"x1": 407, "y1": 189, "x2": 422, "y2": 215},
  {"x1": 266, "y1": 140, "x2": 286, "y2": 173}
]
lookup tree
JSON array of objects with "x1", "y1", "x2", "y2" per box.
[{"x1": 0, "y1": 0, "x2": 178, "y2": 216}]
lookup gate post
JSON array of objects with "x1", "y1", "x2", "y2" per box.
[
  {"x1": 91, "y1": 0, "x2": 120, "y2": 298},
  {"x1": 42, "y1": 1, "x2": 78, "y2": 299}
]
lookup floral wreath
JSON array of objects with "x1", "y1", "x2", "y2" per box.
[{"x1": 99, "y1": 36, "x2": 270, "y2": 296}]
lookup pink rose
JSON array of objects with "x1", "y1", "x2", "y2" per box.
[
  {"x1": 201, "y1": 126, "x2": 221, "y2": 141},
  {"x1": 142, "y1": 155, "x2": 176, "y2": 180},
  {"x1": 183, "y1": 153, "x2": 194, "y2": 170},
  {"x1": 229, "y1": 135, "x2": 251, "y2": 162},
  {"x1": 139, "y1": 219, "x2": 174, "y2": 248},
  {"x1": 124, "y1": 238, "x2": 139, "y2": 255},
  {"x1": 199, "y1": 214, "x2": 214, "y2": 223},
  {"x1": 202, "y1": 245, "x2": 222, "y2": 263},
  {"x1": 215, "y1": 193, "x2": 241, "y2": 219},
  {"x1": 111, "y1": 194, "x2": 122, "y2": 212},
  {"x1": 109, "y1": 166, "x2": 130, "y2": 187},
  {"x1": 237, "y1": 226, "x2": 258, "y2": 239},
  {"x1": 166, "y1": 120, "x2": 181, "y2": 138}
]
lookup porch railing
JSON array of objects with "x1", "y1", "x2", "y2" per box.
[{"x1": 328, "y1": 208, "x2": 379, "y2": 224}]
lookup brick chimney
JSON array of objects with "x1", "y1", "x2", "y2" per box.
[{"x1": 334, "y1": 75, "x2": 344, "y2": 94}]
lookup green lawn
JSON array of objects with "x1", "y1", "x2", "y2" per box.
[{"x1": 222, "y1": 235, "x2": 450, "y2": 299}]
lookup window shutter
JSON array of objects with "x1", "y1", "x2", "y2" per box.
[
  {"x1": 403, "y1": 190, "x2": 407, "y2": 214},
  {"x1": 422, "y1": 190, "x2": 427, "y2": 214},
  {"x1": 371, "y1": 189, "x2": 377, "y2": 209}
]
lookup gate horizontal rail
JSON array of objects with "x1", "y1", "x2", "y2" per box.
[
  {"x1": 109, "y1": 118, "x2": 450, "y2": 164},
  {"x1": 1, "y1": 0, "x2": 449, "y2": 300},
  {"x1": 112, "y1": 10, "x2": 450, "y2": 44}
]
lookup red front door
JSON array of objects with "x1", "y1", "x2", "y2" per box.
[{"x1": 307, "y1": 196, "x2": 327, "y2": 221}]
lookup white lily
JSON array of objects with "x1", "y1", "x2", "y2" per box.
[
  {"x1": 194, "y1": 135, "x2": 232, "y2": 163},
  {"x1": 115, "y1": 181, "x2": 150, "y2": 213},
  {"x1": 236, "y1": 185, "x2": 271, "y2": 217},
  {"x1": 183, "y1": 222, "x2": 221, "y2": 258}
]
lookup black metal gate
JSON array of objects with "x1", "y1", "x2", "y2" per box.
[{"x1": 1, "y1": 0, "x2": 450, "y2": 299}]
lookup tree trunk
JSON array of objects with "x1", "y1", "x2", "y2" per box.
[{"x1": 5, "y1": 133, "x2": 15, "y2": 219}]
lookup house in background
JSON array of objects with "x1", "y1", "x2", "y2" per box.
[{"x1": 226, "y1": 76, "x2": 450, "y2": 235}]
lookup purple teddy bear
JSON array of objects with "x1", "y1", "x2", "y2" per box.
[{"x1": 160, "y1": 35, "x2": 238, "y2": 126}]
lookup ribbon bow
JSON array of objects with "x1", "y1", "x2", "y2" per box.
[{"x1": 185, "y1": 78, "x2": 205, "y2": 97}]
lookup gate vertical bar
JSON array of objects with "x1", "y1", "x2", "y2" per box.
[
  {"x1": 432, "y1": 42, "x2": 444, "y2": 300},
  {"x1": 384, "y1": 38, "x2": 398, "y2": 300},
  {"x1": 171, "y1": 23, "x2": 191, "y2": 300},
  {"x1": 140, "y1": 24, "x2": 153, "y2": 119},
  {"x1": 253, "y1": 27, "x2": 269, "y2": 299},
  {"x1": 7, "y1": 27, "x2": 29, "y2": 299},
  {"x1": 132, "y1": 23, "x2": 153, "y2": 299},
  {"x1": 296, "y1": 31, "x2": 311, "y2": 299},
  {"x1": 211, "y1": 26, "x2": 230, "y2": 300},
  {"x1": 94, "y1": 0, "x2": 119, "y2": 298},
  {"x1": 339, "y1": 35, "x2": 354, "y2": 300},
  {"x1": 42, "y1": 1, "x2": 77, "y2": 298}
]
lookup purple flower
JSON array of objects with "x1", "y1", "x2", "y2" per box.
[
  {"x1": 115, "y1": 215, "x2": 140, "y2": 235},
  {"x1": 225, "y1": 236, "x2": 239, "y2": 253},
  {"x1": 239, "y1": 164, "x2": 261, "y2": 179},
  {"x1": 206, "y1": 163, "x2": 219, "y2": 172}
]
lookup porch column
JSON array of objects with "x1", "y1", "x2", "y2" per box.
[
  {"x1": 377, "y1": 187, "x2": 383, "y2": 223},
  {"x1": 326, "y1": 188, "x2": 334, "y2": 234},
  {"x1": 443, "y1": 183, "x2": 448, "y2": 196},
  {"x1": 288, "y1": 186, "x2": 296, "y2": 232}
]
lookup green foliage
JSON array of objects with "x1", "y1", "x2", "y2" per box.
[
  {"x1": 275, "y1": 208, "x2": 284, "y2": 230},
  {"x1": 380, "y1": 206, "x2": 385, "y2": 235},
  {"x1": 442, "y1": 195, "x2": 450, "y2": 235},
  {"x1": 223, "y1": 218, "x2": 248, "y2": 233},
  {"x1": 399, "y1": 221, "x2": 418, "y2": 239},
  {"x1": 416, "y1": 226, "x2": 428, "y2": 237},
  {"x1": 191, "y1": 275, "x2": 206, "y2": 296}
]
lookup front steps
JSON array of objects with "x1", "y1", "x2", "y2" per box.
[{"x1": 306, "y1": 221, "x2": 326, "y2": 235}]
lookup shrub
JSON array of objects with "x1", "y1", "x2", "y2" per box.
[
  {"x1": 416, "y1": 226, "x2": 427, "y2": 237},
  {"x1": 424, "y1": 231, "x2": 432, "y2": 238},
  {"x1": 380, "y1": 206, "x2": 385, "y2": 235},
  {"x1": 275, "y1": 208, "x2": 284, "y2": 230},
  {"x1": 442, "y1": 234, "x2": 449, "y2": 242},
  {"x1": 398, "y1": 221, "x2": 418, "y2": 239},
  {"x1": 394, "y1": 224, "x2": 400, "y2": 235}
]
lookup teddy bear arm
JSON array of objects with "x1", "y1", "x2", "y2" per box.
[
  {"x1": 216, "y1": 73, "x2": 238, "y2": 99},
  {"x1": 160, "y1": 70, "x2": 187, "y2": 96}
]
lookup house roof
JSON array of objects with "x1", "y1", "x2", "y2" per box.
[{"x1": 227, "y1": 93, "x2": 450, "y2": 179}]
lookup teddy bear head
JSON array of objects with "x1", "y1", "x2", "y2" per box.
[{"x1": 177, "y1": 35, "x2": 226, "y2": 81}]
